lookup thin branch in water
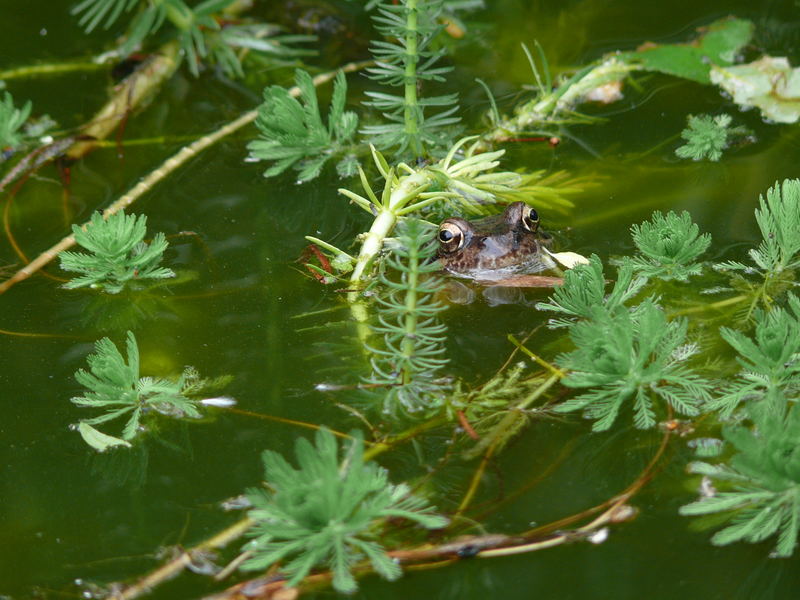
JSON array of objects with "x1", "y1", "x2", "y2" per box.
[{"x1": 0, "y1": 61, "x2": 373, "y2": 295}]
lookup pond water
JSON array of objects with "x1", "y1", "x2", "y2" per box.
[{"x1": 2, "y1": 0, "x2": 800, "y2": 598}]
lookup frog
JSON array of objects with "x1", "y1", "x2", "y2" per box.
[{"x1": 436, "y1": 201, "x2": 560, "y2": 286}]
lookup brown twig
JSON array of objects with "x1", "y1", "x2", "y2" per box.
[
  {"x1": 66, "y1": 42, "x2": 181, "y2": 160},
  {"x1": 111, "y1": 518, "x2": 256, "y2": 600},
  {"x1": 207, "y1": 424, "x2": 674, "y2": 600}
]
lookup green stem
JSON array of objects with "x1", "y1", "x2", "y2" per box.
[
  {"x1": 479, "y1": 58, "x2": 639, "y2": 149},
  {"x1": 403, "y1": 0, "x2": 422, "y2": 158},
  {"x1": 347, "y1": 168, "x2": 431, "y2": 288},
  {"x1": 0, "y1": 61, "x2": 105, "y2": 80},
  {"x1": 162, "y1": 0, "x2": 194, "y2": 31},
  {"x1": 402, "y1": 232, "x2": 420, "y2": 384}
]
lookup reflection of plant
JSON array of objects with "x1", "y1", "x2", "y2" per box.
[
  {"x1": 367, "y1": 218, "x2": 449, "y2": 415},
  {"x1": 242, "y1": 428, "x2": 448, "y2": 593},
  {"x1": 71, "y1": 332, "x2": 207, "y2": 451},
  {"x1": 675, "y1": 114, "x2": 747, "y2": 162},
  {"x1": 627, "y1": 210, "x2": 712, "y2": 281},
  {"x1": 707, "y1": 295, "x2": 800, "y2": 417},
  {"x1": 247, "y1": 69, "x2": 359, "y2": 182},
  {"x1": 681, "y1": 403, "x2": 800, "y2": 557},
  {"x1": 0, "y1": 91, "x2": 32, "y2": 150},
  {"x1": 555, "y1": 300, "x2": 711, "y2": 431},
  {"x1": 59, "y1": 211, "x2": 174, "y2": 294}
]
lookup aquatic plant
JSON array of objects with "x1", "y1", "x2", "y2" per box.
[
  {"x1": 242, "y1": 428, "x2": 448, "y2": 592},
  {"x1": 11, "y1": 5, "x2": 800, "y2": 598},
  {"x1": 627, "y1": 210, "x2": 712, "y2": 281},
  {"x1": 715, "y1": 179, "x2": 800, "y2": 311},
  {"x1": 362, "y1": 0, "x2": 460, "y2": 158},
  {"x1": 71, "y1": 331, "x2": 205, "y2": 451},
  {"x1": 555, "y1": 300, "x2": 712, "y2": 431},
  {"x1": 337, "y1": 137, "x2": 582, "y2": 288},
  {"x1": 59, "y1": 211, "x2": 174, "y2": 293},
  {"x1": 0, "y1": 91, "x2": 32, "y2": 150},
  {"x1": 706, "y1": 294, "x2": 800, "y2": 417},
  {"x1": 480, "y1": 17, "x2": 753, "y2": 148},
  {"x1": 535, "y1": 255, "x2": 647, "y2": 327},
  {"x1": 367, "y1": 218, "x2": 449, "y2": 415},
  {"x1": 247, "y1": 69, "x2": 359, "y2": 182},
  {"x1": 73, "y1": 0, "x2": 232, "y2": 72},
  {"x1": 675, "y1": 114, "x2": 747, "y2": 162},
  {"x1": 681, "y1": 403, "x2": 800, "y2": 557},
  {"x1": 71, "y1": 0, "x2": 312, "y2": 76}
]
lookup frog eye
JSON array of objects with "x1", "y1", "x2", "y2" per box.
[
  {"x1": 438, "y1": 222, "x2": 466, "y2": 252},
  {"x1": 522, "y1": 207, "x2": 540, "y2": 232}
]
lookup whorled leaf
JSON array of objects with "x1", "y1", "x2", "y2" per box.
[
  {"x1": 242, "y1": 428, "x2": 447, "y2": 592},
  {"x1": 535, "y1": 254, "x2": 647, "y2": 327},
  {"x1": 247, "y1": 69, "x2": 358, "y2": 182},
  {"x1": 681, "y1": 403, "x2": 800, "y2": 557},
  {"x1": 626, "y1": 210, "x2": 712, "y2": 281},
  {"x1": 555, "y1": 300, "x2": 712, "y2": 431},
  {"x1": 59, "y1": 211, "x2": 174, "y2": 294}
]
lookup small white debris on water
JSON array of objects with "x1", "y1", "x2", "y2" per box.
[
  {"x1": 588, "y1": 528, "x2": 609, "y2": 544},
  {"x1": 700, "y1": 475, "x2": 717, "y2": 498},
  {"x1": 543, "y1": 247, "x2": 590, "y2": 269},
  {"x1": 200, "y1": 397, "x2": 237, "y2": 407}
]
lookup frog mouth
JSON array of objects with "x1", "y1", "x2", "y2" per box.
[{"x1": 445, "y1": 253, "x2": 558, "y2": 281}]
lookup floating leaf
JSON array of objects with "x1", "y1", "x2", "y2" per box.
[
  {"x1": 544, "y1": 248, "x2": 590, "y2": 269},
  {"x1": 711, "y1": 56, "x2": 800, "y2": 123},
  {"x1": 627, "y1": 210, "x2": 712, "y2": 281},
  {"x1": 77, "y1": 422, "x2": 132, "y2": 452},
  {"x1": 247, "y1": 69, "x2": 358, "y2": 182},
  {"x1": 0, "y1": 91, "x2": 32, "y2": 149},
  {"x1": 71, "y1": 331, "x2": 220, "y2": 450},
  {"x1": 623, "y1": 17, "x2": 753, "y2": 84}
]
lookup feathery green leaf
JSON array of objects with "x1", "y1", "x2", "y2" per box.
[
  {"x1": 59, "y1": 211, "x2": 174, "y2": 294},
  {"x1": 555, "y1": 300, "x2": 711, "y2": 431},
  {"x1": 247, "y1": 69, "x2": 359, "y2": 183},
  {"x1": 681, "y1": 403, "x2": 800, "y2": 557},
  {"x1": 627, "y1": 210, "x2": 712, "y2": 281},
  {"x1": 71, "y1": 332, "x2": 219, "y2": 450},
  {"x1": 242, "y1": 428, "x2": 447, "y2": 591}
]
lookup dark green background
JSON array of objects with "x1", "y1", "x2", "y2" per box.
[{"x1": 1, "y1": 0, "x2": 799, "y2": 597}]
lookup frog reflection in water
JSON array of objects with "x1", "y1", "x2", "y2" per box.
[{"x1": 436, "y1": 202, "x2": 563, "y2": 304}]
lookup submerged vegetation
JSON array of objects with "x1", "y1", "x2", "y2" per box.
[{"x1": 4, "y1": 1, "x2": 800, "y2": 598}]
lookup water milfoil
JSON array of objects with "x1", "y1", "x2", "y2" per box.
[{"x1": 242, "y1": 428, "x2": 448, "y2": 592}]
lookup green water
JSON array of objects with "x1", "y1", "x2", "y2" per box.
[{"x1": 2, "y1": 0, "x2": 800, "y2": 598}]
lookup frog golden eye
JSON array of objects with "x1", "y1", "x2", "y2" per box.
[
  {"x1": 438, "y1": 222, "x2": 465, "y2": 252},
  {"x1": 522, "y1": 207, "x2": 540, "y2": 232}
]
